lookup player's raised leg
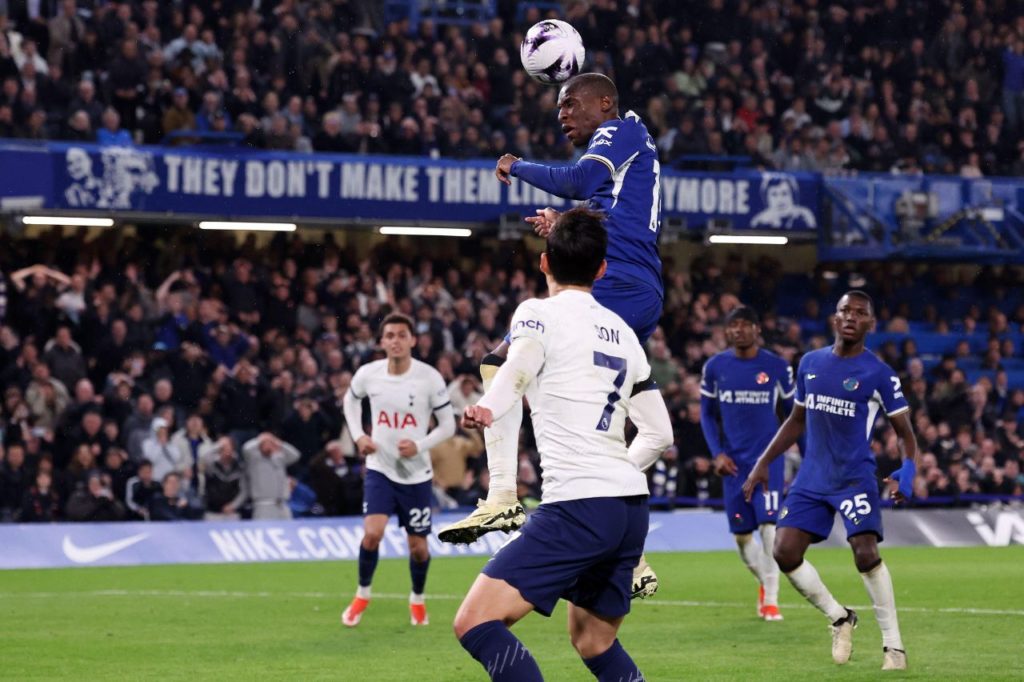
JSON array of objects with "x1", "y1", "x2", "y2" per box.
[
  {"x1": 438, "y1": 346, "x2": 526, "y2": 544},
  {"x1": 568, "y1": 605, "x2": 643, "y2": 681},
  {"x1": 453, "y1": 574, "x2": 543, "y2": 681},
  {"x1": 850, "y1": 534, "x2": 906, "y2": 670},
  {"x1": 342, "y1": 512, "x2": 388, "y2": 627}
]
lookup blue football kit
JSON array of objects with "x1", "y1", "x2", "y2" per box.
[
  {"x1": 510, "y1": 111, "x2": 663, "y2": 343},
  {"x1": 700, "y1": 348, "x2": 795, "y2": 533},
  {"x1": 780, "y1": 347, "x2": 909, "y2": 542}
]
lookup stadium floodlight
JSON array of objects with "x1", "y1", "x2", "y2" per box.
[
  {"x1": 707, "y1": 234, "x2": 788, "y2": 245},
  {"x1": 379, "y1": 226, "x2": 473, "y2": 237},
  {"x1": 198, "y1": 221, "x2": 297, "y2": 232},
  {"x1": 22, "y1": 216, "x2": 114, "y2": 227}
]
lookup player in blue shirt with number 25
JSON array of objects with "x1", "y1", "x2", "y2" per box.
[{"x1": 743, "y1": 290, "x2": 918, "y2": 672}]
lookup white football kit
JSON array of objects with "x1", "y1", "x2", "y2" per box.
[
  {"x1": 480, "y1": 290, "x2": 654, "y2": 503},
  {"x1": 343, "y1": 359, "x2": 455, "y2": 485}
]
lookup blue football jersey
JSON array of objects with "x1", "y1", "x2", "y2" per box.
[
  {"x1": 793, "y1": 347, "x2": 909, "y2": 494},
  {"x1": 700, "y1": 348, "x2": 795, "y2": 466},
  {"x1": 579, "y1": 111, "x2": 663, "y2": 298}
]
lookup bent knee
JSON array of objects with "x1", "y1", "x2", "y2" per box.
[
  {"x1": 361, "y1": 533, "x2": 383, "y2": 550},
  {"x1": 571, "y1": 631, "x2": 616, "y2": 660},
  {"x1": 852, "y1": 548, "x2": 881, "y2": 573},
  {"x1": 452, "y1": 611, "x2": 476, "y2": 640},
  {"x1": 773, "y1": 547, "x2": 802, "y2": 574}
]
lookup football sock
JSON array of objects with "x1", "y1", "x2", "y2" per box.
[
  {"x1": 481, "y1": 354, "x2": 520, "y2": 506},
  {"x1": 860, "y1": 561, "x2": 904, "y2": 650},
  {"x1": 357, "y1": 545, "x2": 379, "y2": 588},
  {"x1": 459, "y1": 620, "x2": 543, "y2": 681},
  {"x1": 582, "y1": 639, "x2": 644, "y2": 681},
  {"x1": 410, "y1": 556, "x2": 430, "y2": 596},
  {"x1": 759, "y1": 523, "x2": 780, "y2": 606},
  {"x1": 785, "y1": 560, "x2": 847, "y2": 622},
  {"x1": 735, "y1": 532, "x2": 764, "y2": 582}
]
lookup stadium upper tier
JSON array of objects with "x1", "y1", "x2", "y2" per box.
[{"x1": 0, "y1": 1, "x2": 1019, "y2": 176}]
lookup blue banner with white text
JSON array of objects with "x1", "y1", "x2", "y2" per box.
[{"x1": 0, "y1": 140, "x2": 820, "y2": 231}]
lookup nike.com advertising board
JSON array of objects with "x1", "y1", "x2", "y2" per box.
[{"x1": 2, "y1": 509, "x2": 1022, "y2": 570}]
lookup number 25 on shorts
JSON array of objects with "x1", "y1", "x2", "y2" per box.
[{"x1": 839, "y1": 493, "x2": 872, "y2": 521}]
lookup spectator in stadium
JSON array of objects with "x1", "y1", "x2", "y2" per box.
[
  {"x1": 19, "y1": 468, "x2": 61, "y2": 523},
  {"x1": 142, "y1": 417, "x2": 188, "y2": 484},
  {"x1": 242, "y1": 432, "x2": 299, "y2": 520},
  {"x1": 43, "y1": 326, "x2": 86, "y2": 391},
  {"x1": 96, "y1": 107, "x2": 132, "y2": 146},
  {"x1": 66, "y1": 472, "x2": 126, "y2": 522},
  {"x1": 200, "y1": 436, "x2": 247, "y2": 521},
  {"x1": 280, "y1": 394, "x2": 338, "y2": 476},
  {"x1": 170, "y1": 413, "x2": 212, "y2": 491},
  {"x1": 161, "y1": 88, "x2": 196, "y2": 143},
  {"x1": 307, "y1": 440, "x2": 363, "y2": 517},
  {"x1": 124, "y1": 460, "x2": 159, "y2": 520},
  {"x1": 148, "y1": 472, "x2": 203, "y2": 521}
]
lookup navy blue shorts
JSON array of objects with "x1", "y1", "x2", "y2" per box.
[
  {"x1": 362, "y1": 469, "x2": 433, "y2": 536},
  {"x1": 778, "y1": 482, "x2": 883, "y2": 543},
  {"x1": 482, "y1": 496, "x2": 648, "y2": 619},
  {"x1": 593, "y1": 280, "x2": 663, "y2": 345},
  {"x1": 723, "y1": 458, "x2": 785, "y2": 534}
]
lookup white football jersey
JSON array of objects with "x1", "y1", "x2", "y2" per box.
[
  {"x1": 347, "y1": 359, "x2": 450, "y2": 484},
  {"x1": 509, "y1": 290, "x2": 651, "y2": 503}
]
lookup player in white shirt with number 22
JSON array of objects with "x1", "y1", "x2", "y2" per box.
[{"x1": 340, "y1": 313, "x2": 455, "y2": 628}]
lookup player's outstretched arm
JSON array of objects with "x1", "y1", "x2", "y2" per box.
[
  {"x1": 742, "y1": 405, "x2": 806, "y2": 502},
  {"x1": 508, "y1": 157, "x2": 610, "y2": 200},
  {"x1": 627, "y1": 387, "x2": 674, "y2": 473},
  {"x1": 474, "y1": 337, "x2": 544, "y2": 421},
  {"x1": 884, "y1": 411, "x2": 919, "y2": 505}
]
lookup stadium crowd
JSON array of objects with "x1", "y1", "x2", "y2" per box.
[
  {"x1": 0, "y1": 228, "x2": 1022, "y2": 524},
  {"x1": 0, "y1": 1, "x2": 1021, "y2": 176}
]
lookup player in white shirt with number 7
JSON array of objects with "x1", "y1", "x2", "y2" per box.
[{"x1": 451, "y1": 207, "x2": 673, "y2": 681}]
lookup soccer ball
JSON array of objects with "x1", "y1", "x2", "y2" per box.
[{"x1": 520, "y1": 19, "x2": 585, "y2": 85}]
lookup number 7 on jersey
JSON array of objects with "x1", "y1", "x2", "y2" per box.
[{"x1": 593, "y1": 351, "x2": 627, "y2": 432}]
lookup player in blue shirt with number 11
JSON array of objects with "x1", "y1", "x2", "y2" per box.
[{"x1": 743, "y1": 291, "x2": 918, "y2": 672}]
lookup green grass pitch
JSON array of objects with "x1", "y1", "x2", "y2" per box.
[{"x1": 2, "y1": 546, "x2": 1022, "y2": 680}]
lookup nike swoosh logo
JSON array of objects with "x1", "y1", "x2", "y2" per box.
[
  {"x1": 62, "y1": 533, "x2": 149, "y2": 564},
  {"x1": 807, "y1": 374, "x2": 817, "y2": 380}
]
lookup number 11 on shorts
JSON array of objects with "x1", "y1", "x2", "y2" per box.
[{"x1": 763, "y1": 490, "x2": 779, "y2": 512}]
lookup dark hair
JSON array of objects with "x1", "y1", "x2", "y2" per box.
[
  {"x1": 546, "y1": 207, "x2": 608, "y2": 286},
  {"x1": 378, "y1": 312, "x2": 415, "y2": 338},
  {"x1": 725, "y1": 305, "x2": 760, "y2": 325},
  {"x1": 565, "y1": 73, "x2": 619, "y2": 107},
  {"x1": 841, "y1": 289, "x2": 874, "y2": 314}
]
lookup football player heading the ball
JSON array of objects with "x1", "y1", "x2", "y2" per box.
[{"x1": 440, "y1": 72, "x2": 665, "y2": 601}]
